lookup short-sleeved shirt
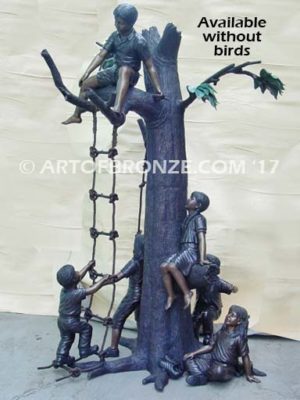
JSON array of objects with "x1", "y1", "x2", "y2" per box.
[
  {"x1": 103, "y1": 29, "x2": 151, "y2": 71},
  {"x1": 120, "y1": 258, "x2": 143, "y2": 290},
  {"x1": 195, "y1": 278, "x2": 234, "y2": 313},
  {"x1": 180, "y1": 211, "x2": 207, "y2": 247},
  {"x1": 211, "y1": 329, "x2": 249, "y2": 366},
  {"x1": 58, "y1": 287, "x2": 86, "y2": 318}
]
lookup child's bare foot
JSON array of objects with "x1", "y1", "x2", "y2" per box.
[
  {"x1": 184, "y1": 291, "x2": 193, "y2": 309},
  {"x1": 165, "y1": 296, "x2": 176, "y2": 311},
  {"x1": 62, "y1": 115, "x2": 82, "y2": 125}
]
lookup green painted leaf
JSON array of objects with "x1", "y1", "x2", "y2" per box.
[
  {"x1": 254, "y1": 77, "x2": 261, "y2": 89},
  {"x1": 256, "y1": 69, "x2": 285, "y2": 99},
  {"x1": 206, "y1": 93, "x2": 218, "y2": 108},
  {"x1": 201, "y1": 83, "x2": 217, "y2": 94},
  {"x1": 187, "y1": 85, "x2": 196, "y2": 94},
  {"x1": 187, "y1": 83, "x2": 218, "y2": 108}
]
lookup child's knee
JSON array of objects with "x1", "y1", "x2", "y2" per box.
[
  {"x1": 210, "y1": 365, "x2": 233, "y2": 382},
  {"x1": 81, "y1": 77, "x2": 97, "y2": 91},
  {"x1": 168, "y1": 263, "x2": 177, "y2": 271},
  {"x1": 119, "y1": 66, "x2": 134, "y2": 79},
  {"x1": 161, "y1": 262, "x2": 176, "y2": 273},
  {"x1": 81, "y1": 80, "x2": 90, "y2": 91},
  {"x1": 160, "y1": 262, "x2": 167, "y2": 271}
]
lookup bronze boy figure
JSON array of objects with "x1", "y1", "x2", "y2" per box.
[
  {"x1": 192, "y1": 254, "x2": 238, "y2": 344},
  {"x1": 102, "y1": 233, "x2": 144, "y2": 358},
  {"x1": 62, "y1": 3, "x2": 163, "y2": 126},
  {"x1": 161, "y1": 192, "x2": 210, "y2": 310},
  {"x1": 54, "y1": 261, "x2": 109, "y2": 367},
  {"x1": 184, "y1": 305, "x2": 261, "y2": 386}
]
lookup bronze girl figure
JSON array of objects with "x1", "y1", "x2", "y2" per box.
[{"x1": 184, "y1": 305, "x2": 261, "y2": 386}]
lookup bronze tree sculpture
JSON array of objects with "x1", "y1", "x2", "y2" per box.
[{"x1": 42, "y1": 21, "x2": 283, "y2": 390}]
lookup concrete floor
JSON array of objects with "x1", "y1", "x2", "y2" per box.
[{"x1": 1, "y1": 312, "x2": 299, "y2": 400}]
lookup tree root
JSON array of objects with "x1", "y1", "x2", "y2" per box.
[
  {"x1": 88, "y1": 356, "x2": 145, "y2": 379},
  {"x1": 86, "y1": 354, "x2": 170, "y2": 392},
  {"x1": 119, "y1": 337, "x2": 137, "y2": 353},
  {"x1": 142, "y1": 370, "x2": 169, "y2": 392}
]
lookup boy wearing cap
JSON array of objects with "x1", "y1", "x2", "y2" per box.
[
  {"x1": 62, "y1": 3, "x2": 163, "y2": 126},
  {"x1": 54, "y1": 260, "x2": 110, "y2": 367}
]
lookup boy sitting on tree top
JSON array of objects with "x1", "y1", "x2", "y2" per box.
[{"x1": 62, "y1": 3, "x2": 164, "y2": 127}]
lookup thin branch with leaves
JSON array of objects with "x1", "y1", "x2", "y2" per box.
[{"x1": 181, "y1": 60, "x2": 285, "y2": 110}]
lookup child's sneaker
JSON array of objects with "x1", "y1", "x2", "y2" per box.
[
  {"x1": 79, "y1": 345, "x2": 99, "y2": 358},
  {"x1": 53, "y1": 355, "x2": 75, "y2": 368},
  {"x1": 101, "y1": 346, "x2": 120, "y2": 358}
]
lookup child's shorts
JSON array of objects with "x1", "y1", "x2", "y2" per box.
[
  {"x1": 96, "y1": 64, "x2": 139, "y2": 87},
  {"x1": 165, "y1": 245, "x2": 199, "y2": 277}
]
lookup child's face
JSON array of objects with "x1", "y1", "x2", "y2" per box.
[
  {"x1": 115, "y1": 17, "x2": 132, "y2": 35},
  {"x1": 224, "y1": 311, "x2": 240, "y2": 327},
  {"x1": 185, "y1": 196, "x2": 198, "y2": 210}
]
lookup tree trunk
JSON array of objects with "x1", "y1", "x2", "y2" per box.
[{"x1": 137, "y1": 24, "x2": 198, "y2": 380}]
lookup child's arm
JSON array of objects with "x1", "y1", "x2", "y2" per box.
[
  {"x1": 242, "y1": 354, "x2": 261, "y2": 383},
  {"x1": 79, "y1": 49, "x2": 109, "y2": 86},
  {"x1": 144, "y1": 58, "x2": 164, "y2": 97},
  {"x1": 77, "y1": 260, "x2": 95, "y2": 281},
  {"x1": 195, "y1": 213, "x2": 209, "y2": 265},
  {"x1": 197, "y1": 232, "x2": 209, "y2": 265},
  {"x1": 218, "y1": 278, "x2": 239, "y2": 294},
  {"x1": 108, "y1": 270, "x2": 125, "y2": 284},
  {"x1": 109, "y1": 259, "x2": 140, "y2": 284},
  {"x1": 85, "y1": 274, "x2": 111, "y2": 296},
  {"x1": 183, "y1": 344, "x2": 213, "y2": 361},
  {"x1": 110, "y1": 271, "x2": 125, "y2": 283}
]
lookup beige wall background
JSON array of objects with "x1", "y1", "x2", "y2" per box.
[{"x1": 0, "y1": 0, "x2": 299, "y2": 339}]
